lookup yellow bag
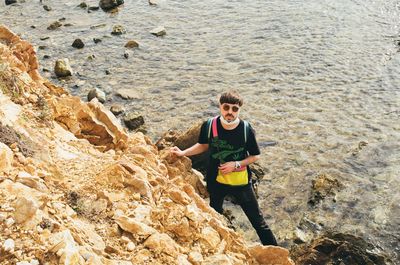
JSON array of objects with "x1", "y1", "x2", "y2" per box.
[{"x1": 216, "y1": 169, "x2": 248, "y2": 186}]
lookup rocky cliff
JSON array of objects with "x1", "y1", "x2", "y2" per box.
[{"x1": 0, "y1": 25, "x2": 294, "y2": 265}]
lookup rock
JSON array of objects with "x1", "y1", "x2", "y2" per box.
[
  {"x1": 88, "y1": 6, "x2": 100, "y2": 11},
  {"x1": 5, "y1": 0, "x2": 17, "y2": 5},
  {"x1": 116, "y1": 89, "x2": 141, "y2": 100},
  {"x1": 148, "y1": 0, "x2": 157, "y2": 5},
  {"x1": 150, "y1": 26, "x2": 166, "y2": 37},
  {"x1": 144, "y1": 233, "x2": 182, "y2": 258},
  {"x1": 72, "y1": 39, "x2": 84, "y2": 49},
  {"x1": 200, "y1": 227, "x2": 220, "y2": 249},
  {"x1": 111, "y1": 25, "x2": 126, "y2": 35},
  {"x1": 54, "y1": 58, "x2": 73, "y2": 77},
  {"x1": 249, "y1": 245, "x2": 294, "y2": 265},
  {"x1": 47, "y1": 21, "x2": 62, "y2": 30},
  {"x1": 93, "y1": 38, "x2": 102, "y2": 43},
  {"x1": 87, "y1": 88, "x2": 106, "y2": 103},
  {"x1": 110, "y1": 104, "x2": 125, "y2": 116},
  {"x1": 14, "y1": 196, "x2": 38, "y2": 223},
  {"x1": 124, "y1": 40, "x2": 139, "y2": 48},
  {"x1": 123, "y1": 112, "x2": 144, "y2": 130},
  {"x1": 78, "y1": 2, "x2": 88, "y2": 8},
  {"x1": 43, "y1": 5, "x2": 51, "y2": 11},
  {"x1": 0, "y1": 143, "x2": 13, "y2": 174},
  {"x1": 123, "y1": 51, "x2": 129, "y2": 59},
  {"x1": 115, "y1": 215, "x2": 157, "y2": 238},
  {"x1": 48, "y1": 230, "x2": 82, "y2": 263},
  {"x1": 127, "y1": 242, "x2": 135, "y2": 251},
  {"x1": 100, "y1": 0, "x2": 124, "y2": 11},
  {"x1": 3, "y1": 238, "x2": 15, "y2": 252},
  {"x1": 308, "y1": 174, "x2": 342, "y2": 206}
]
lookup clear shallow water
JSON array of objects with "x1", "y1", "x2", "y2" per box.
[{"x1": 2, "y1": 0, "x2": 400, "y2": 262}]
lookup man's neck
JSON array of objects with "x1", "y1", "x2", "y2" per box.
[{"x1": 220, "y1": 116, "x2": 240, "y2": 130}]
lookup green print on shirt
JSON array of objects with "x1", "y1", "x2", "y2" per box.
[{"x1": 211, "y1": 137, "x2": 244, "y2": 163}]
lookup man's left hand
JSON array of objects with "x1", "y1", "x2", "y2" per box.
[{"x1": 218, "y1": 162, "x2": 236, "y2": 175}]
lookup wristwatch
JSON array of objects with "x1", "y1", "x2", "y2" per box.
[{"x1": 234, "y1": 161, "x2": 241, "y2": 170}]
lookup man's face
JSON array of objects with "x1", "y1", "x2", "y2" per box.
[{"x1": 220, "y1": 103, "x2": 240, "y2": 122}]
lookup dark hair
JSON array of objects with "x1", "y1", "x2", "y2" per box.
[{"x1": 219, "y1": 91, "x2": 243, "y2": 106}]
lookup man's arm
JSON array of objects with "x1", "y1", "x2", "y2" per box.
[
  {"x1": 170, "y1": 143, "x2": 209, "y2": 157},
  {"x1": 218, "y1": 155, "x2": 260, "y2": 175}
]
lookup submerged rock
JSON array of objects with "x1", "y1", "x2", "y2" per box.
[
  {"x1": 47, "y1": 21, "x2": 62, "y2": 30},
  {"x1": 308, "y1": 174, "x2": 342, "y2": 206},
  {"x1": 110, "y1": 104, "x2": 125, "y2": 116},
  {"x1": 111, "y1": 25, "x2": 126, "y2": 35},
  {"x1": 72, "y1": 38, "x2": 84, "y2": 49},
  {"x1": 87, "y1": 88, "x2": 106, "y2": 103},
  {"x1": 5, "y1": 0, "x2": 17, "y2": 5},
  {"x1": 54, "y1": 58, "x2": 73, "y2": 77},
  {"x1": 124, "y1": 40, "x2": 139, "y2": 48},
  {"x1": 123, "y1": 112, "x2": 144, "y2": 130}
]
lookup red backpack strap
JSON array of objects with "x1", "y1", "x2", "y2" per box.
[{"x1": 212, "y1": 116, "x2": 219, "y2": 138}]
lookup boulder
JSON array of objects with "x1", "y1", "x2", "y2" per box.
[
  {"x1": 54, "y1": 58, "x2": 73, "y2": 77},
  {"x1": 123, "y1": 112, "x2": 144, "y2": 130},
  {"x1": 71, "y1": 39, "x2": 84, "y2": 49},
  {"x1": 87, "y1": 88, "x2": 106, "y2": 103},
  {"x1": 99, "y1": 0, "x2": 124, "y2": 11},
  {"x1": 150, "y1": 26, "x2": 166, "y2": 37}
]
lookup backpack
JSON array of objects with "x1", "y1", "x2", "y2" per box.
[{"x1": 206, "y1": 116, "x2": 249, "y2": 143}]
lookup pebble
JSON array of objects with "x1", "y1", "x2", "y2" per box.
[
  {"x1": 127, "y1": 242, "x2": 135, "y2": 251},
  {"x1": 4, "y1": 238, "x2": 15, "y2": 252},
  {"x1": 43, "y1": 5, "x2": 51, "y2": 11},
  {"x1": 5, "y1": 217, "x2": 15, "y2": 227},
  {"x1": 72, "y1": 39, "x2": 84, "y2": 49},
  {"x1": 93, "y1": 38, "x2": 102, "y2": 44}
]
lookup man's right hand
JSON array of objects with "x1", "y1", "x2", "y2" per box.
[{"x1": 170, "y1": 146, "x2": 185, "y2": 157}]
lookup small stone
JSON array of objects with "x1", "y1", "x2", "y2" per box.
[
  {"x1": 127, "y1": 242, "x2": 135, "y2": 251},
  {"x1": 30, "y1": 260, "x2": 39, "y2": 265},
  {"x1": 100, "y1": 0, "x2": 124, "y2": 11},
  {"x1": 93, "y1": 38, "x2": 102, "y2": 44},
  {"x1": 38, "y1": 45, "x2": 47, "y2": 50},
  {"x1": 124, "y1": 40, "x2": 139, "y2": 48},
  {"x1": 87, "y1": 88, "x2": 106, "y2": 103},
  {"x1": 88, "y1": 6, "x2": 99, "y2": 11},
  {"x1": 116, "y1": 89, "x2": 141, "y2": 100},
  {"x1": 124, "y1": 52, "x2": 129, "y2": 59},
  {"x1": 43, "y1": 55, "x2": 50, "y2": 59},
  {"x1": 87, "y1": 54, "x2": 96, "y2": 60},
  {"x1": 43, "y1": 5, "x2": 51, "y2": 11},
  {"x1": 90, "y1": 23, "x2": 106, "y2": 29},
  {"x1": 111, "y1": 25, "x2": 126, "y2": 35},
  {"x1": 40, "y1": 36, "x2": 50, "y2": 40},
  {"x1": 123, "y1": 112, "x2": 144, "y2": 130},
  {"x1": 16, "y1": 262, "x2": 30, "y2": 265},
  {"x1": 110, "y1": 105, "x2": 125, "y2": 116},
  {"x1": 30, "y1": 25, "x2": 36, "y2": 29},
  {"x1": 0, "y1": 213, "x2": 6, "y2": 221},
  {"x1": 5, "y1": 218, "x2": 15, "y2": 227},
  {"x1": 148, "y1": 0, "x2": 157, "y2": 5},
  {"x1": 59, "y1": 17, "x2": 66, "y2": 22},
  {"x1": 5, "y1": 0, "x2": 17, "y2": 5},
  {"x1": 150, "y1": 26, "x2": 166, "y2": 37},
  {"x1": 105, "y1": 69, "x2": 111, "y2": 75},
  {"x1": 54, "y1": 58, "x2": 73, "y2": 77},
  {"x1": 64, "y1": 23, "x2": 74, "y2": 27},
  {"x1": 72, "y1": 39, "x2": 85, "y2": 49},
  {"x1": 78, "y1": 2, "x2": 87, "y2": 8},
  {"x1": 47, "y1": 21, "x2": 62, "y2": 30},
  {"x1": 3, "y1": 238, "x2": 15, "y2": 252}
]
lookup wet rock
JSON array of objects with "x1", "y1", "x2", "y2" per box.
[
  {"x1": 111, "y1": 25, "x2": 126, "y2": 35},
  {"x1": 291, "y1": 232, "x2": 390, "y2": 265},
  {"x1": 123, "y1": 112, "x2": 144, "y2": 130},
  {"x1": 43, "y1": 55, "x2": 50, "y2": 59},
  {"x1": 78, "y1": 2, "x2": 88, "y2": 8},
  {"x1": 308, "y1": 174, "x2": 342, "y2": 206},
  {"x1": 47, "y1": 21, "x2": 62, "y2": 30},
  {"x1": 123, "y1": 51, "x2": 129, "y2": 59},
  {"x1": 5, "y1": 0, "x2": 17, "y2": 5},
  {"x1": 87, "y1": 54, "x2": 96, "y2": 60},
  {"x1": 87, "y1": 88, "x2": 106, "y2": 103},
  {"x1": 54, "y1": 58, "x2": 73, "y2": 77},
  {"x1": 124, "y1": 40, "x2": 139, "y2": 48},
  {"x1": 72, "y1": 38, "x2": 84, "y2": 49},
  {"x1": 150, "y1": 26, "x2": 166, "y2": 37},
  {"x1": 88, "y1": 6, "x2": 100, "y2": 11},
  {"x1": 110, "y1": 104, "x2": 125, "y2": 116},
  {"x1": 38, "y1": 45, "x2": 47, "y2": 50},
  {"x1": 43, "y1": 5, "x2": 51, "y2": 11},
  {"x1": 93, "y1": 37, "x2": 102, "y2": 44},
  {"x1": 100, "y1": 0, "x2": 124, "y2": 11},
  {"x1": 116, "y1": 89, "x2": 141, "y2": 100}
]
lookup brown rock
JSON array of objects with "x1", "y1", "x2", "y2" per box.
[
  {"x1": 144, "y1": 233, "x2": 182, "y2": 258},
  {"x1": 14, "y1": 196, "x2": 39, "y2": 224},
  {"x1": 249, "y1": 245, "x2": 294, "y2": 265},
  {"x1": 124, "y1": 40, "x2": 139, "y2": 48}
]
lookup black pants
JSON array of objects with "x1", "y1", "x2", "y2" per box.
[{"x1": 209, "y1": 182, "x2": 278, "y2": 246}]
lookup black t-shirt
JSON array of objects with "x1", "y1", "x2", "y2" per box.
[{"x1": 198, "y1": 116, "x2": 260, "y2": 186}]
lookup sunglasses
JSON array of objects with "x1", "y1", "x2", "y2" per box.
[{"x1": 222, "y1": 104, "x2": 240, "y2": 112}]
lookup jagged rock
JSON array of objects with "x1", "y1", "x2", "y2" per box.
[
  {"x1": 87, "y1": 88, "x2": 106, "y2": 103},
  {"x1": 115, "y1": 215, "x2": 157, "y2": 238},
  {"x1": 54, "y1": 58, "x2": 73, "y2": 77},
  {"x1": 99, "y1": 0, "x2": 124, "y2": 11},
  {"x1": 48, "y1": 230, "x2": 83, "y2": 264},
  {"x1": 3, "y1": 238, "x2": 15, "y2": 252},
  {"x1": 0, "y1": 143, "x2": 13, "y2": 174},
  {"x1": 71, "y1": 39, "x2": 84, "y2": 49},
  {"x1": 111, "y1": 25, "x2": 126, "y2": 35},
  {"x1": 14, "y1": 196, "x2": 38, "y2": 223},
  {"x1": 123, "y1": 112, "x2": 144, "y2": 130},
  {"x1": 144, "y1": 233, "x2": 182, "y2": 258},
  {"x1": 308, "y1": 174, "x2": 342, "y2": 206},
  {"x1": 110, "y1": 104, "x2": 125, "y2": 116},
  {"x1": 249, "y1": 245, "x2": 294, "y2": 265},
  {"x1": 116, "y1": 89, "x2": 141, "y2": 100},
  {"x1": 150, "y1": 26, "x2": 166, "y2": 37},
  {"x1": 124, "y1": 40, "x2": 139, "y2": 48}
]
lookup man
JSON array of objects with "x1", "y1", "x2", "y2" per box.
[{"x1": 170, "y1": 91, "x2": 278, "y2": 246}]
